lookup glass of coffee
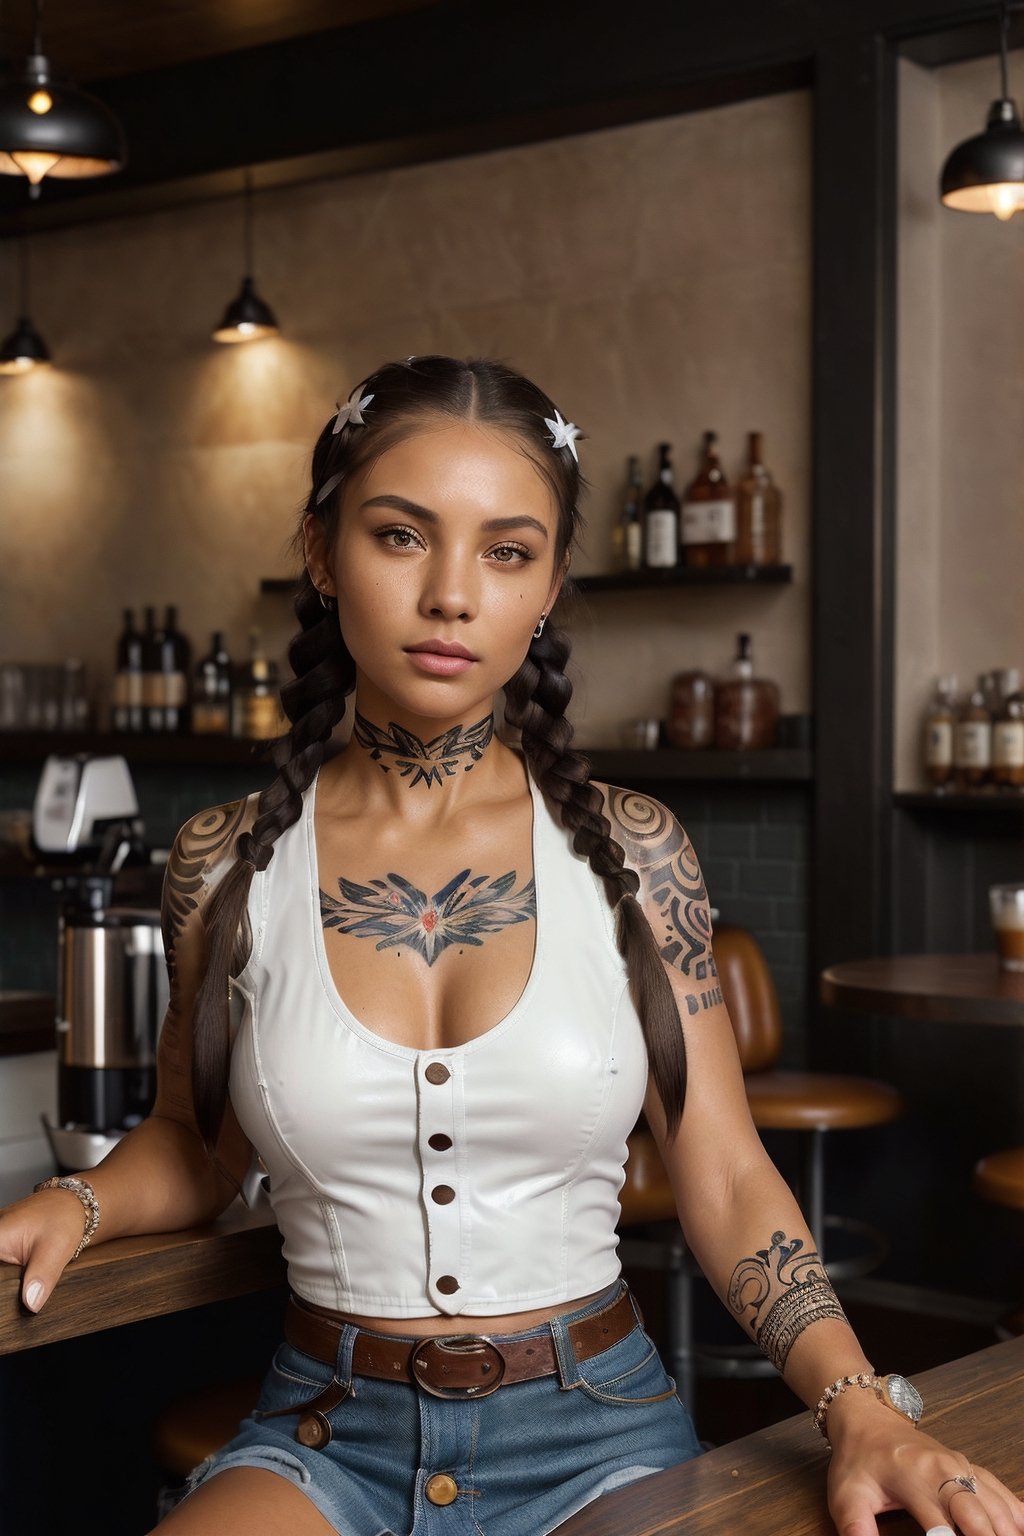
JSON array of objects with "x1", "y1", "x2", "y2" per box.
[{"x1": 989, "y1": 884, "x2": 1024, "y2": 971}]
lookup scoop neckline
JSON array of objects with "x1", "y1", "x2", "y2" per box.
[{"x1": 305, "y1": 752, "x2": 545, "y2": 1059}]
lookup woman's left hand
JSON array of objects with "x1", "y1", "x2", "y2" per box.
[{"x1": 826, "y1": 1396, "x2": 1024, "y2": 1536}]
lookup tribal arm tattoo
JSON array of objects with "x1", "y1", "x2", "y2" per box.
[
  {"x1": 321, "y1": 866, "x2": 535, "y2": 967},
  {"x1": 727, "y1": 1229, "x2": 848, "y2": 1374},
  {"x1": 353, "y1": 711, "x2": 494, "y2": 788},
  {"x1": 604, "y1": 787, "x2": 720, "y2": 1015}
]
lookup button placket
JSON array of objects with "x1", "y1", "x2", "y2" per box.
[{"x1": 417, "y1": 1055, "x2": 463, "y2": 1310}]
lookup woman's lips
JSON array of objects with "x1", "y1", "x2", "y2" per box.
[{"x1": 404, "y1": 640, "x2": 477, "y2": 676}]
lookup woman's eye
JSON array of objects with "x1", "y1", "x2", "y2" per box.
[
  {"x1": 376, "y1": 525, "x2": 423, "y2": 550},
  {"x1": 488, "y1": 543, "x2": 532, "y2": 564}
]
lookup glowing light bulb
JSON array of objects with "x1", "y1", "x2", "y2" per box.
[
  {"x1": 9, "y1": 149, "x2": 62, "y2": 184},
  {"x1": 989, "y1": 182, "x2": 1024, "y2": 220},
  {"x1": 27, "y1": 89, "x2": 53, "y2": 114}
]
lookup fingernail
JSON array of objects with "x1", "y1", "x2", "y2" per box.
[
  {"x1": 926, "y1": 1526, "x2": 956, "y2": 1535},
  {"x1": 24, "y1": 1280, "x2": 44, "y2": 1311}
]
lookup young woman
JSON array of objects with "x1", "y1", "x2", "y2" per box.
[{"x1": 2, "y1": 357, "x2": 1021, "y2": 1536}]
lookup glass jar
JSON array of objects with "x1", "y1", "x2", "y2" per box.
[{"x1": 667, "y1": 670, "x2": 716, "y2": 749}]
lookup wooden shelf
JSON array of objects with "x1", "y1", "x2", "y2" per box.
[
  {"x1": 573, "y1": 564, "x2": 793, "y2": 593},
  {"x1": 0, "y1": 730, "x2": 279, "y2": 767},
  {"x1": 894, "y1": 791, "x2": 1024, "y2": 813},
  {"x1": 584, "y1": 748, "x2": 813, "y2": 782},
  {"x1": 260, "y1": 566, "x2": 794, "y2": 598}
]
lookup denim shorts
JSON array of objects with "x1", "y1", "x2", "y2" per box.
[{"x1": 173, "y1": 1281, "x2": 702, "y2": 1535}]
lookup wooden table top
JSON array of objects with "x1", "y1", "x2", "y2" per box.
[
  {"x1": 554, "y1": 1334, "x2": 1024, "y2": 1535},
  {"x1": 0, "y1": 1198, "x2": 285, "y2": 1355},
  {"x1": 820, "y1": 953, "x2": 1024, "y2": 1025}
]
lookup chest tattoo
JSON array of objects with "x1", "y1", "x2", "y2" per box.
[
  {"x1": 353, "y1": 711, "x2": 494, "y2": 788},
  {"x1": 320, "y1": 867, "x2": 536, "y2": 966}
]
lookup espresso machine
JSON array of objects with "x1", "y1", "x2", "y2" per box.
[{"x1": 33, "y1": 755, "x2": 169, "y2": 1170}]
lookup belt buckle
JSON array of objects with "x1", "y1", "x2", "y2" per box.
[{"x1": 410, "y1": 1334, "x2": 507, "y2": 1399}]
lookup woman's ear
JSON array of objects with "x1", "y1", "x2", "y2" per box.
[
  {"x1": 544, "y1": 551, "x2": 571, "y2": 615},
  {"x1": 303, "y1": 513, "x2": 335, "y2": 596}
]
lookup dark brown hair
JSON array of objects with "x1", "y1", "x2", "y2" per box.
[{"x1": 190, "y1": 356, "x2": 686, "y2": 1146}]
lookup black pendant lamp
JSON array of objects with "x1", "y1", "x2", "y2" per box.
[
  {"x1": 212, "y1": 170, "x2": 280, "y2": 344},
  {"x1": 0, "y1": 0, "x2": 126, "y2": 198},
  {"x1": 0, "y1": 235, "x2": 50, "y2": 373},
  {"x1": 941, "y1": 2, "x2": 1024, "y2": 219}
]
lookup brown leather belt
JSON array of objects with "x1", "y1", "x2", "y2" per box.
[{"x1": 285, "y1": 1283, "x2": 637, "y2": 1400}]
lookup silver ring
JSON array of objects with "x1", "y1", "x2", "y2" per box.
[{"x1": 938, "y1": 1471, "x2": 977, "y2": 1498}]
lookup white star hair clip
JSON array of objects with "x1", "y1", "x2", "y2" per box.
[
  {"x1": 332, "y1": 386, "x2": 375, "y2": 434},
  {"x1": 544, "y1": 409, "x2": 582, "y2": 462}
]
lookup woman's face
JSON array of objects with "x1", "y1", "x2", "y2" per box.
[{"x1": 305, "y1": 420, "x2": 566, "y2": 727}]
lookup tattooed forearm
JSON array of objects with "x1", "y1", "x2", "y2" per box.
[
  {"x1": 161, "y1": 799, "x2": 248, "y2": 985},
  {"x1": 727, "y1": 1230, "x2": 848, "y2": 1374},
  {"x1": 605, "y1": 788, "x2": 714, "y2": 985},
  {"x1": 321, "y1": 867, "x2": 535, "y2": 967},
  {"x1": 353, "y1": 711, "x2": 494, "y2": 788}
]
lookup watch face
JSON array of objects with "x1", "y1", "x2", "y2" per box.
[{"x1": 885, "y1": 1374, "x2": 924, "y2": 1422}]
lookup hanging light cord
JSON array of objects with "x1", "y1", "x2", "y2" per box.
[
  {"x1": 1000, "y1": 1, "x2": 1024, "y2": 100},
  {"x1": 18, "y1": 238, "x2": 31, "y2": 314},
  {"x1": 244, "y1": 168, "x2": 254, "y2": 278},
  {"x1": 31, "y1": 0, "x2": 43, "y2": 57}
]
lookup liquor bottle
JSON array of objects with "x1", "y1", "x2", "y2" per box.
[
  {"x1": 734, "y1": 431, "x2": 783, "y2": 567},
  {"x1": 954, "y1": 674, "x2": 992, "y2": 790},
  {"x1": 231, "y1": 628, "x2": 287, "y2": 740},
  {"x1": 162, "y1": 605, "x2": 192, "y2": 733},
  {"x1": 617, "y1": 455, "x2": 644, "y2": 572},
  {"x1": 140, "y1": 606, "x2": 164, "y2": 734},
  {"x1": 112, "y1": 608, "x2": 144, "y2": 733},
  {"x1": 713, "y1": 633, "x2": 780, "y2": 750},
  {"x1": 993, "y1": 670, "x2": 1024, "y2": 788},
  {"x1": 191, "y1": 631, "x2": 233, "y2": 735},
  {"x1": 922, "y1": 675, "x2": 957, "y2": 790},
  {"x1": 681, "y1": 431, "x2": 737, "y2": 568},
  {"x1": 643, "y1": 444, "x2": 679, "y2": 569}
]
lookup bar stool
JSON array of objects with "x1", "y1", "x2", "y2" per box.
[
  {"x1": 151, "y1": 1376, "x2": 260, "y2": 1507},
  {"x1": 973, "y1": 1146, "x2": 1024, "y2": 1338}
]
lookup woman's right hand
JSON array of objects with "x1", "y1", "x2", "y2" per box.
[{"x1": 0, "y1": 1187, "x2": 91, "y2": 1312}]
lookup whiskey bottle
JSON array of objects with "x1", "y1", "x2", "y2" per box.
[
  {"x1": 993, "y1": 670, "x2": 1024, "y2": 788},
  {"x1": 734, "y1": 431, "x2": 783, "y2": 566},
  {"x1": 112, "y1": 608, "x2": 144, "y2": 733},
  {"x1": 191, "y1": 631, "x2": 233, "y2": 735},
  {"x1": 713, "y1": 633, "x2": 780, "y2": 750},
  {"x1": 922, "y1": 675, "x2": 957, "y2": 790},
  {"x1": 681, "y1": 431, "x2": 737, "y2": 568},
  {"x1": 162, "y1": 605, "x2": 192, "y2": 733},
  {"x1": 618, "y1": 455, "x2": 644, "y2": 572},
  {"x1": 231, "y1": 628, "x2": 287, "y2": 740},
  {"x1": 954, "y1": 674, "x2": 992, "y2": 790},
  {"x1": 140, "y1": 606, "x2": 164, "y2": 734},
  {"x1": 643, "y1": 444, "x2": 680, "y2": 569}
]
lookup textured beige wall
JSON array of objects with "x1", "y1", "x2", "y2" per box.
[
  {"x1": 0, "y1": 91, "x2": 811, "y2": 745},
  {"x1": 896, "y1": 50, "x2": 1024, "y2": 789}
]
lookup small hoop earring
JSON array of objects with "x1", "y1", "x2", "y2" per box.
[
  {"x1": 533, "y1": 613, "x2": 547, "y2": 640},
  {"x1": 319, "y1": 591, "x2": 335, "y2": 611}
]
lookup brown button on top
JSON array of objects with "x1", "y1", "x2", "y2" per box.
[
  {"x1": 424, "y1": 1063, "x2": 450, "y2": 1085},
  {"x1": 424, "y1": 1473, "x2": 459, "y2": 1507},
  {"x1": 296, "y1": 1411, "x2": 332, "y2": 1450},
  {"x1": 431, "y1": 1184, "x2": 456, "y2": 1205},
  {"x1": 428, "y1": 1133, "x2": 453, "y2": 1151},
  {"x1": 436, "y1": 1274, "x2": 460, "y2": 1294}
]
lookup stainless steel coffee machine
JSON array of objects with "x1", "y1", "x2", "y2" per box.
[{"x1": 33, "y1": 755, "x2": 169, "y2": 1170}]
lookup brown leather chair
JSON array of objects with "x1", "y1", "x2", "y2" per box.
[
  {"x1": 151, "y1": 1376, "x2": 261, "y2": 1506},
  {"x1": 715, "y1": 923, "x2": 904, "y2": 1264},
  {"x1": 973, "y1": 1146, "x2": 1024, "y2": 1338}
]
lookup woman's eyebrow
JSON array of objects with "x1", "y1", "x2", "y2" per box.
[{"x1": 360, "y1": 494, "x2": 548, "y2": 539}]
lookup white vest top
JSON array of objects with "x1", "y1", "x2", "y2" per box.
[{"x1": 228, "y1": 760, "x2": 650, "y2": 1317}]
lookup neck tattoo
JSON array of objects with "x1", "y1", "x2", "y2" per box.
[
  {"x1": 321, "y1": 867, "x2": 535, "y2": 967},
  {"x1": 353, "y1": 711, "x2": 495, "y2": 789}
]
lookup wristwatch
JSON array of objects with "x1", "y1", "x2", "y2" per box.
[{"x1": 874, "y1": 1373, "x2": 924, "y2": 1425}]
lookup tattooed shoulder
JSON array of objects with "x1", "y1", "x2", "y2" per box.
[
  {"x1": 161, "y1": 798, "x2": 253, "y2": 983},
  {"x1": 597, "y1": 783, "x2": 717, "y2": 997}
]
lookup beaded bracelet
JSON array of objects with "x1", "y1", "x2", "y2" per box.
[
  {"x1": 812, "y1": 1371, "x2": 877, "y2": 1447},
  {"x1": 34, "y1": 1175, "x2": 101, "y2": 1261}
]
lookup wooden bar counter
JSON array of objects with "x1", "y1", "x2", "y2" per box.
[
  {"x1": 555, "y1": 1335, "x2": 1024, "y2": 1535},
  {"x1": 0, "y1": 1198, "x2": 284, "y2": 1354}
]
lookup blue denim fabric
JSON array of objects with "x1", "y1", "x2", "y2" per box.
[{"x1": 172, "y1": 1282, "x2": 702, "y2": 1535}]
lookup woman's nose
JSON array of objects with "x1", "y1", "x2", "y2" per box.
[{"x1": 419, "y1": 554, "x2": 478, "y2": 622}]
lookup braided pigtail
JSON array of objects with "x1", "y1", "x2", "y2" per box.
[
  {"x1": 190, "y1": 572, "x2": 355, "y2": 1147},
  {"x1": 504, "y1": 622, "x2": 687, "y2": 1136}
]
